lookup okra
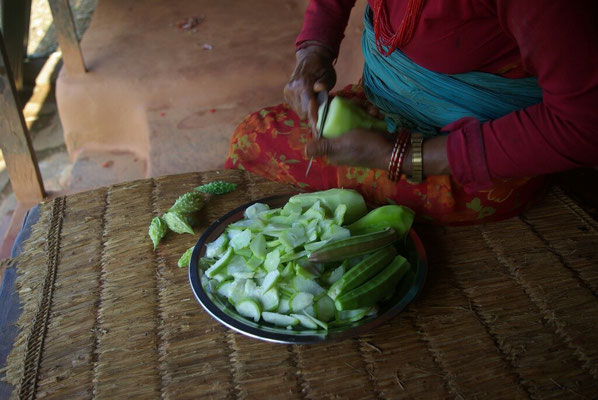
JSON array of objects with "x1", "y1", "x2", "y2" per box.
[
  {"x1": 334, "y1": 255, "x2": 410, "y2": 311},
  {"x1": 327, "y1": 246, "x2": 397, "y2": 300},
  {"x1": 308, "y1": 227, "x2": 398, "y2": 263}
]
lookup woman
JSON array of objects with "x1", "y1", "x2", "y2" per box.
[{"x1": 225, "y1": 0, "x2": 597, "y2": 224}]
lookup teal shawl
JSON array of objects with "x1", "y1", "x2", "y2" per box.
[{"x1": 361, "y1": 6, "x2": 543, "y2": 135}]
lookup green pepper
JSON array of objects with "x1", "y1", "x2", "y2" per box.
[
  {"x1": 347, "y1": 205, "x2": 415, "y2": 237},
  {"x1": 319, "y1": 96, "x2": 387, "y2": 138}
]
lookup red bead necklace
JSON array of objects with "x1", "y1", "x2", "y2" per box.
[{"x1": 372, "y1": 0, "x2": 426, "y2": 56}]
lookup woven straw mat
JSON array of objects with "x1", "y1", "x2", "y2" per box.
[{"x1": 1, "y1": 169, "x2": 597, "y2": 399}]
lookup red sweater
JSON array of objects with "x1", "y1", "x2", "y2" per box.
[{"x1": 297, "y1": 0, "x2": 598, "y2": 190}]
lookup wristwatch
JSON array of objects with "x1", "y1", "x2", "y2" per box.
[{"x1": 408, "y1": 133, "x2": 424, "y2": 184}]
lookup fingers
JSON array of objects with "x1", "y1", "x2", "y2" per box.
[
  {"x1": 313, "y1": 80, "x2": 328, "y2": 93},
  {"x1": 305, "y1": 137, "x2": 333, "y2": 158}
]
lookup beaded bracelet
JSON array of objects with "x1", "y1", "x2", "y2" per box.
[{"x1": 388, "y1": 129, "x2": 410, "y2": 181}]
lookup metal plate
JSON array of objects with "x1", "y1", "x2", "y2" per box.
[{"x1": 189, "y1": 194, "x2": 427, "y2": 344}]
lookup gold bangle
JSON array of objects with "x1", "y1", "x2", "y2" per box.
[{"x1": 408, "y1": 132, "x2": 424, "y2": 184}]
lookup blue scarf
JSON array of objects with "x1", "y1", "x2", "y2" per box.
[{"x1": 361, "y1": 6, "x2": 543, "y2": 135}]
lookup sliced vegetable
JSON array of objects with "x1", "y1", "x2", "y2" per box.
[
  {"x1": 334, "y1": 255, "x2": 410, "y2": 310},
  {"x1": 262, "y1": 312, "x2": 299, "y2": 327},
  {"x1": 347, "y1": 205, "x2": 415, "y2": 237},
  {"x1": 289, "y1": 292, "x2": 314, "y2": 312},
  {"x1": 309, "y1": 227, "x2": 398, "y2": 263},
  {"x1": 260, "y1": 288, "x2": 280, "y2": 311},
  {"x1": 205, "y1": 247, "x2": 234, "y2": 278},
  {"x1": 288, "y1": 189, "x2": 367, "y2": 224},
  {"x1": 261, "y1": 270, "x2": 281, "y2": 293},
  {"x1": 328, "y1": 246, "x2": 397, "y2": 300},
  {"x1": 236, "y1": 298, "x2": 261, "y2": 322},
  {"x1": 291, "y1": 313, "x2": 319, "y2": 329}
]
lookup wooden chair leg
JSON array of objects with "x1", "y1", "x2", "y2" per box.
[
  {"x1": 0, "y1": 30, "x2": 46, "y2": 204},
  {"x1": 48, "y1": 0, "x2": 87, "y2": 75},
  {"x1": 0, "y1": 0, "x2": 32, "y2": 96}
]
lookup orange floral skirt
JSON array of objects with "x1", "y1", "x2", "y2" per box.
[{"x1": 224, "y1": 85, "x2": 547, "y2": 225}]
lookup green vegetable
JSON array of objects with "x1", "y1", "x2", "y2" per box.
[
  {"x1": 148, "y1": 216, "x2": 168, "y2": 250},
  {"x1": 163, "y1": 211, "x2": 195, "y2": 234},
  {"x1": 169, "y1": 191, "x2": 204, "y2": 214},
  {"x1": 195, "y1": 180, "x2": 238, "y2": 195},
  {"x1": 308, "y1": 227, "x2": 398, "y2": 263},
  {"x1": 288, "y1": 189, "x2": 367, "y2": 224},
  {"x1": 327, "y1": 245, "x2": 397, "y2": 300},
  {"x1": 319, "y1": 96, "x2": 387, "y2": 138},
  {"x1": 206, "y1": 233, "x2": 228, "y2": 258},
  {"x1": 262, "y1": 312, "x2": 299, "y2": 327},
  {"x1": 347, "y1": 205, "x2": 415, "y2": 237},
  {"x1": 205, "y1": 247, "x2": 234, "y2": 278},
  {"x1": 178, "y1": 246, "x2": 194, "y2": 268},
  {"x1": 236, "y1": 298, "x2": 261, "y2": 322},
  {"x1": 335, "y1": 255, "x2": 410, "y2": 310}
]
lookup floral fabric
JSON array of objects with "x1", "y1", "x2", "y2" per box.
[{"x1": 224, "y1": 85, "x2": 546, "y2": 225}]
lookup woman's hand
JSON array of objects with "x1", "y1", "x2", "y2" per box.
[
  {"x1": 305, "y1": 129, "x2": 394, "y2": 170},
  {"x1": 284, "y1": 42, "x2": 336, "y2": 134},
  {"x1": 306, "y1": 129, "x2": 451, "y2": 177}
]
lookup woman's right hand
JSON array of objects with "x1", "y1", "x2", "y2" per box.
[{"x1": 284, "y1": 42, "x2": 336, "y2": 135}]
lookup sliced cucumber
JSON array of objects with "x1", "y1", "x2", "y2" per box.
[
  {"x1": 228, "y1": 279, "x2": 247, "y2": 306},
  {"x1": 262, "y1": 312, "x2": 299, "y2": 327},
  {"x1": 314, "y1": 295, "x2": 335, "y2": 322},
  {"x1": 216, "y1": 280, "x2": 233, "y2": 298},
  {"x1": 335, "y1": 307, "x2": 370, "y2": 323},
  {"x1": 205, "y1": 233, "x2": 228, "y2": 258},
  {"x1": 236, "y1": 298, "x2": 261, "y2": 322},
  {"x1": 205, "y1": 247, "x2": 234, "y2": 278},
  {"x1": 292, "y1": 276, "x2": 325, "y2": 296},
  {"x1": 302, "y1": 311, "x2": 328, "y2": 330},
  {"x1": 289, "y1": 292, "x2": 314, "y2": 312},
  {"x1": 249, "y1": 233, "x2": 267, "y2": 259},
  {"x1": 261, "y1": 270, "x2": 280, "y2": 294},
  {"x1": 264, "y1": 249, "x2": 280, "y2": 272},
  {"x1": 291, "y1": 313, "x2": 319, "y2": 329},
  {"x1": 260, "y1": 288, "x2": 280, "y2": 311},
  {"x1": 276, "y1": 297, "x2": 291, "y2": 314}
]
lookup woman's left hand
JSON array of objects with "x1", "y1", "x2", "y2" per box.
[{"x1": 305, "y1": 129, "x2": 394, "y2": 170}]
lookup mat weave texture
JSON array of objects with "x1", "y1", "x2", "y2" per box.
[{"x1": 2, "y1": 169, "x2": 597, "y2": 399}]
